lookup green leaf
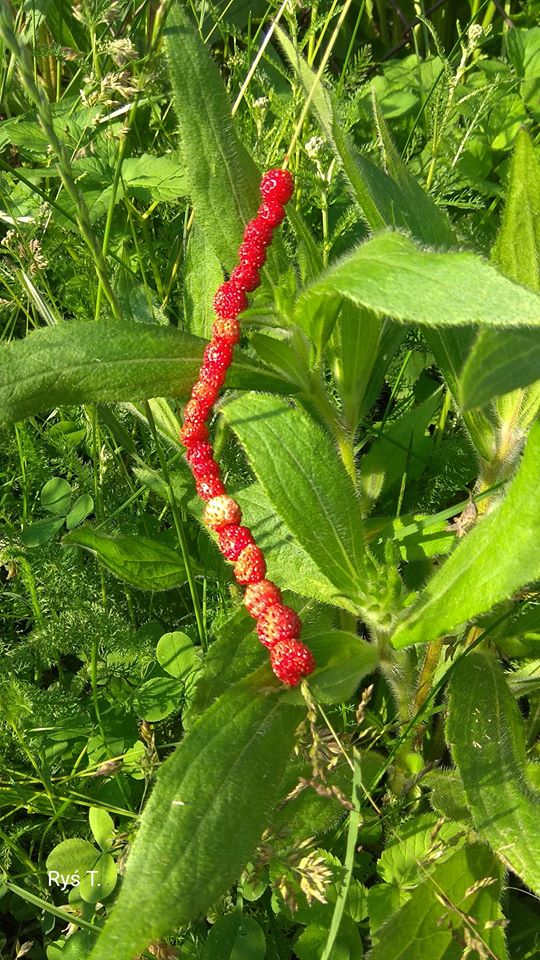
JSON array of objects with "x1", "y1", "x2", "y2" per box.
[
  {"x1": 447, "y1": 649, "x2": 540, "y2": 896},
  {"x1": 0, "y1": 321, "x2": 293, "y2": 424},
  {"x1": 369, "y1": 843, "x2": 506, "y2": 960},
  {"x1": 66, "y1": 494, "x2": 94, "y2": 530},
  {"x1": 88, "y1": 679, "x2": 303, "y2": 960},
  {"x1": 392, "y1": 420, "x2": 540, "y2": 647},
  {"x1": 377, "y1": 813, "x2": 464, "y2": 890},
  {"x1": 89, "y1": 808, "x2": 115, "y2": 853},
  {"x1": 204, "y1": 913, "x2": 266, "y2": 960},
  {"x1": 63, "y1": 527, "x2": 192, "y2": 591},
  {"x1": 46, "y1": 839, "x2": 100, "y2": 884},
  {"x1": 330, "y1": 308, "x2": 404, "y2": 432},
  {"x1": 223, "y1": 394, "x2": 371, "y2": 600},
  {"x1": 460, "y1": 329, "x2": 540, "y2": 410},
  {"x1": 78, "y1": 853, "x2": 117, "y2": 904},
  {"x1": 294, "y1": 924, "x2": 350, "y2": 960},
  {"x1": 163, "y1": 6, "x2": 260, "y2": 270},
  {"x1": 41, "y1": 477, "x2": 72, "y2": 516},
  {"x1": 234, "y1": 483, "x2": 357, "y2": 612},
  {"x1": 360, "y1": 391, "x2": 441, "y2": 504},
  {"x1": 285, "y1": 631, "x2": 378, "y2": 705},
  {"x1": 183, "y1": 221, "x2": 224, "y2": 340},
  {"x1": 298, "y1": 232, "x2": 540, "y2": 330},
  {"x1": 156, "y1": 631, "x2": 199, "y2": 679},
  {"x1": 460, "y1": 130, "x2": 540, "y2": 410},
  {"x1": 20, "y1": 516, "x2": 65, "y2": 547},
  {"x1": 132, "y1": 677, "x2": 183, "y2": 721}
]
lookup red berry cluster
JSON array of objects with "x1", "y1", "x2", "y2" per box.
[{"x1": 180, "y1": 169, "x2": 315, "y2": 687}]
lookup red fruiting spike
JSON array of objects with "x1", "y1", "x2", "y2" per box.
[
  {"x1": 270, "y1": 639, "x2": 315, "y2": 686},
  {"x1": 196, "y1": 476, "x2": 225, "y2": 501},
  {"x1": 257, "y1": 199, "x2": 285, "y2": 229},
  {"x1": 190, "y1": 458, "x2": 220, "y2": 480},
  {"x1": 257, "y1": 603, "x2": 302, "y2": 649},
  {"x1": 243, "y1": 218, "x2": 273, "y2": 247},
  {"x1": 212, "y1": 316, "x2": 241, "y2": 345},
  {"x1": 191, "y1": 380, "x2": 219, "y2": 413},
  {"x1": 234, "y1": 544, "x2": 266, "y2": 585},
  {"x1": 217, "y1": 525, "x2": 254, "y2": 562},
  {"x1": 230, "y1": 262, "x2": 261, "y2": 293},
  {"x1": 183, "y1": 398, "x2": 208, "y2": 426},
  {"x1": 213, "y1": 281, "x2": 248, "y2": 319},
  {"x1": 260, "y1": 168, "x2": 294, "y2": 205},
  {"x1": 238, "y1": 238, "x2": 267, "y2": 269},
  {"x1": 203, "y1": 495, "x2": 241, "y2": 530},
  {"x1": 244, "y1": 579, "x2": 282, "y2": 618}
]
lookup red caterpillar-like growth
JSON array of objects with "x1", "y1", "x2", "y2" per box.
[{"x1": 180, "y1": 168, "x2": 315, "y2": 687}]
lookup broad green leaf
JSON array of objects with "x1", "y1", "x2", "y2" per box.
[
  {"x1": 298, "y1": 232, "x2": 540, "y2": 330},
  {"x1": 132, "y1": 677, "x2": 183, "y2": 721},
  {"x1": 360, "y1": 391, "x2": 441, "y2": 504},
  {"x1": 447, "y1": 649, "x2": 540, "y2": 895},
  {"x1": 294, "y1": 924, "x2": 351, "y2": 960},
  {"x1": 234, "y1": 483, "x2": 358, "y2": 612},
  {"x1": 204, "y1": 913, "x2": 266, "y2": 960},
  {"x1": 156, "y1": 631, "x2": 199, "y2": 679},
  {"x1": 41, "y1": 477, "x2": 71, "y2": 516},
  {"x1": 89, "y1": 808, "x2": 115, "y2": 853},
  {"x1": 460, "y1": 329, "x2": 540, "y2": 410},
  {"x1": 20, "y1": 516, "x2": 65, "y2": 547},
  {"x1": 223, "y1": 394, "x2": 372, "y2": 600},
  {"x1": 460, "y1": 131, "x2": 540, "y2": 410},
  {"x1": 183, "y1": 221, "x2": 223, "y2": 340},
  {"x1": 0, "y1": 321, "x2": 292, "y2": 423},
  {"x1": 46, "y1": 839, "x2": 100, "y2": 884},
  {"x1": 88, "y1": 679, "x2": 303, "y2": 960},
  {"x1": 63, "y1": 527, "x2": 192, "y2": 591},
  {"x1": 377, "y1": 813, "x2": 464, "y2": 890},
  {"x1": 65, "y1": 494, "x2": 94, "y2": 530},
  {"x1": 392, "y1": 420, "x2": 540, "y2": 647},
  {"x1": 163, "y1": 6, "x2": 259, "y2": 270},
  {"x1": 370, "y1": 843, "x2": 506, "y2": 960},
  {"x1": 78, "y1": 853, "x2": 117, "y2": 904},
  {"x1": 423, "y1": 770, "x2": 471, "y2": 823}
]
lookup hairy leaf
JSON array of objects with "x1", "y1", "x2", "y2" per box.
[
  {"x1": 0, "y1": 321, "x2": 292, "y2": 423},
  {"x1": 223, "y1": 393, "x2": 372, "y2": 600},
  {"x1": 447, "y1": 650, "x2": 540, "y2": 895},
  {"x1": 298, "y1": 232, "x2": 540, "y2": 329},
  {"x1": 392, "y1": 420, "x2": 540, "y2": 647},
  {"x1": 370, "y1": 843, "x2": 506, "y2": 960},
  {"x1": 88, "y1": 679, "x2": 303, "y2": 960},
  {"x1": 63, "y1": 527, "x2": 193, "y2": 591},
  {"x1": 460, "y1": 130, "x2": 540, "y2": 409}
]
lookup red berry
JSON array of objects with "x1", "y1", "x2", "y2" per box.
[
  {"x1": 179, "y1": 420, "x2": 208, "y2": 446},
  {"x1": 230, "y1": 262, "x2": 261, "y2": 292},
  {"x1": 203, "y1": 495, "x2": 241, "y2": 530},
  {"x1": 257, "y1": 199, "x2": 285, "y2": 229},
  {"x1": 257, "y1": 603, "x2": 302, "y2": 649},
  {"x1": 183, "y1": 398, "x2": 208, "y2": 426},
  {"x1": 191, "y1": 380, "x2": 218, "y2": 414},
  {"x1": 243, "y1": 218, "x2": 273, "y2": 247},
  {"x1": 213, "y1": 316, "x2": 241, "y2": 345},
  {"x1": 238, "y1": 238, "x2": 267, "y2": 269},
  {"x1": 213, "y1": 281, "x2": 248, "y2": 319},
  {"x1": 186, "y1": 442, "x2": 220, "y2": 479},
  {"x1": 260, "y1": 168, "x2": 294, "y2": 205},
  {"x1": 199, "y1": 340, "x2": 234, "y2": 390},
  {"x1": 270, "y1": 639, "x2": 315, "y2": 686},
  {"x1": 217, "y1": 525, "x2": 254, "y2": 561},
  {"x1": 196, "y1": 476, "x2": 225, "y2": 501},
  {"x1": 234, "y1": 544, "x2": 266, "y2": 585},
  {"x1": 244, "y1": 580, "x2": 282, "y2": 618}
]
